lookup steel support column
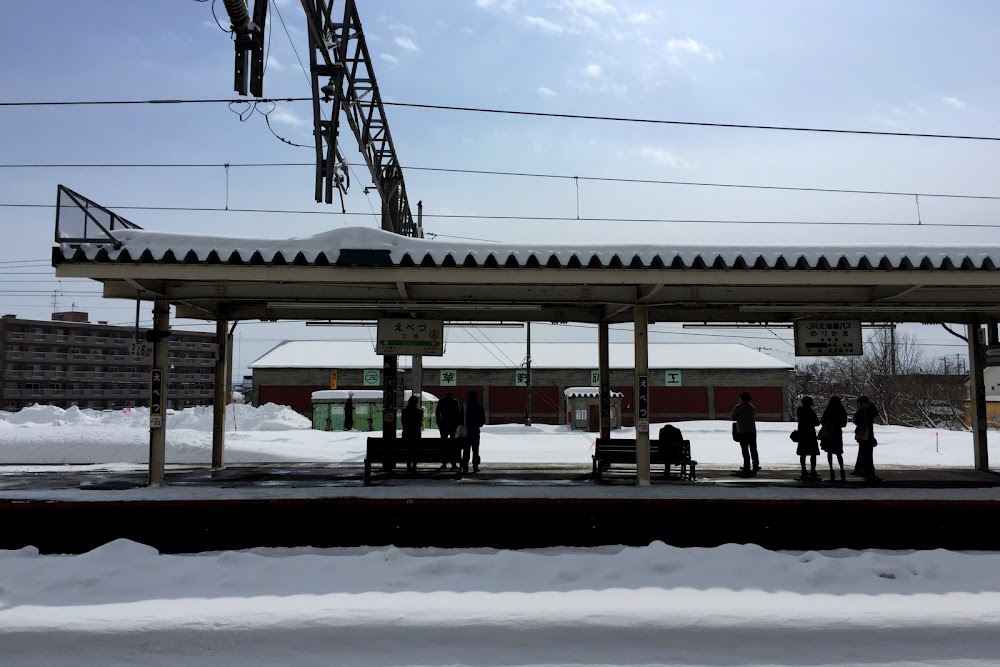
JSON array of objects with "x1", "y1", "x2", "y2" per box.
[
  {"x1": 598, "y1": 318, "x2": 611, "y2": 440},
  {"x1": 212, "y1": 319, "x2": 228, "y2": 469},
  {"x1": 382, "y1": 354, "x2": 398, "y2": 440},
  {"x1": 634, "y1": 304, "x2": 650, "y2": 485},
  {"x1": 967, "y1": 322, "x2": 990, "y2": 470},
  {"x1": 149, "y1": 300, "x2": 170, "y2": 486}
]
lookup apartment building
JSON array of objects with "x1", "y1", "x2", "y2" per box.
[{"x1": 0, "y1": 311, "x2": 217, "y2": 412}]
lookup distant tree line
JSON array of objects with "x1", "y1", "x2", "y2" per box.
[{"x1": 790, "y1": 329, "x2": 968, "y2": 430}]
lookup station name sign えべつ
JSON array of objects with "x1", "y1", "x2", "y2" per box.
[
  {"x1": 794, "y1": 320, "x2": 863, "y2": 356},
  {"x1": 375, "y1": 319, "x2": 444, "y2": 356}
]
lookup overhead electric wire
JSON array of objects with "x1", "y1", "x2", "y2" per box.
[
  {"x1": 6, "y1": 202, "x2": 1000, "y2": 228},
  {"x1": 3, "y1": 97, "x2": 1000, "y2": 142},
  {"x1": 3, "y1": 161, "x2": 998, "y2": 202}
]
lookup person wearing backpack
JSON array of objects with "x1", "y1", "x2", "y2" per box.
[{"x1": 730, "y1": 391, "x2": 759, "y2": 476}]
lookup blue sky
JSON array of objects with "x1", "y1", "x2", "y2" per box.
[{"x1": 2, "y1": 0, "x2": 995, "y2": 375}]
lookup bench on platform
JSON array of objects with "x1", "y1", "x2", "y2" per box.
[
  {"x1": 592, "y1": 437, "x2": 697, "y2": 481},
  {"x1": 364, "y1": 437, "x2": 461, "y2": 479}
]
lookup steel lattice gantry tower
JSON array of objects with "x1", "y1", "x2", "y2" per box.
[{"x1": 300, "y1": 0, "x2": 419, "y2": 237}]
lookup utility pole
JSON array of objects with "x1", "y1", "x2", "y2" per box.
[{"x1": 525, "y1": 321, "x2": 532, "y2": 426}]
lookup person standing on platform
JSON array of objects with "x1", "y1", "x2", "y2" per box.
[
  {"x1": 730, "y1": 391, "x2": 759, "y2": 476},
  {"x1": 819, "y1": 396, "x2": 848, "y2": 482},
  {"x1": 461, "y1": 391, "x2": 486, "y2": 474},
  {"x1": 435, "y1": 392, "x2": 461, "y2": 471},
  {"x1": 401, "y1": 394, "x2": 424, "y2": 473},
  {"x1": 796, "y1": 396, "x2": 821, "y2": 480},
  {"x1": 853, "y1": 396, "x2": 882, "y2": 483}
]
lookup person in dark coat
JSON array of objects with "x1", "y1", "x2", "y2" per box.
[
  {"x1": 853, "y1": 396, "x2": 882, "y2": 483},
  {"x1": 460, "y1": 391, "x2": 486, "y2": 474},
  {"x1": 400, "y1": 395, "x2": 424, "y2": 473},
  {"x1": 344, "y1": 395, "x2": 354, "y2": 431},
  {"x1": 819, "y1": 395, "x2": 848, "y2": 482},
  {"x1": 435, "y1": 392, "x2": 461, "y2": 471},
  {"x1": 729, "y1": 391, "x2": 759, "y2": 475},
  {"x1": 796, "y1": 396, "x2": 821, "y2": 480}
]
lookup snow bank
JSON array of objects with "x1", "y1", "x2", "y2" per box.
[{"x1": 0, "y1": 402, "x2": 310, "y2": 432}]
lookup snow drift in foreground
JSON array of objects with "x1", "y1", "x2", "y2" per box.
[{"x1": 1, "y1": 539, "x2": 998, "y2": 666}]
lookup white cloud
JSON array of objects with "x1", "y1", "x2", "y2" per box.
[
  {"x1": 381, "y1": 53, "x2": 400, "y2": 66},
  {"x1": 394, "y1": 36, "x2": 420, "y2": 52},
  {"x1": 265, "y1": 55, "x2": 283, "y2": 71},
  {"x1": 476, "y1": 0, "x2": 517, "y2": 10},
  {"x1": 537, "y1": 87, "x2": 558, "y2": 97},
  {"x1": 941, "y1": 96, "x2": 968, "y2": 110},
  {"x1": 584, "y1": 63, "x2": 603, "y2": 77},
  {"x1": 625, "y1": 12, "x2": 650, "y2": 24},
  {"x1": 666, "y1": 38, "x2": 718, "y2": 64},
  {"x1": 525, "y1": 16, "x2": 564, "y2": 33},
  {"x1": 269, "y1": 108, "x2": 308, "y2": 128},
  {"x1": 390, "y1": 23, "x2": 415, "y2": 35},
  {"x1": 559, "y1": 0, "x2": 617, "y2": 14},
  {"x1": 638, "y1": 146, "x2": 688, "y2": 168}
]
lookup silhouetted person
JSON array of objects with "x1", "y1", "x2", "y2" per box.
[
  {"x1": 730, "y1": 391, "x2": 759, "y2": 475},
  {"x1": 401, "y1": 395, "x2": 423, "y2": 473},
  {"x1": 460, "y1": 391, "x2": 486, "y2": 473},
  {"x1": 820, "y1": 396, "x2": 848, "y2": 481},
  {"x1": 435, "y1": 392, "x2": 461, "y2": 471},
  {"x1": 853, "y1": 396, "x2": 881, "y2": 483},
  {"x1": 344, "y1": 395, "x2": 354, "y2": 431},
  {"x1": 796, "y1": 396, "x2": 820, "y2": 480}
]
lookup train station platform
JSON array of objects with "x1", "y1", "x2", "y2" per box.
[{"x1": 2, "y1": 462, "x2": 999, "y2": 554}]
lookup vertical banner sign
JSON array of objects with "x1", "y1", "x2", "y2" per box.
[
  {"x1": 329, "y1": 370, "x2": 338, "y2": 389},
  {"x1": 149, "y1": 368, "x2": 164, "y2": 429},
  {"x1": 383, "y1": 371, "x2": 397, "y2": 424},
  {"x1": 600, "y1": 382, "x2": 611, "y2": 419},
  {"x1": 637, "y1": 375, "x2": 649, "y2": 432}
]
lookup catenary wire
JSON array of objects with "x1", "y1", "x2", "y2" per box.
[
  {"x1": 5, "y1": 202, "x2": 1000, "y2": 228},
  {"x1": 3, "y1": 161, "x2": 1000, "y2": 203},
  {"x1": 3, "y1": 97, "x2": 1000, "y2": 142}
]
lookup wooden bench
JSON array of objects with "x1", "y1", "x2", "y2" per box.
[
  {"x1": 592, "y1": 437, "x2": 697, "y2": 481},
  {"x1": 364, "y1": 437, "x2": 461, "y2": 479}
]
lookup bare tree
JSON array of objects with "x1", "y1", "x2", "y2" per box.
[{"x1": 792, "y1": 329, "x2": 967, "y2": 428}]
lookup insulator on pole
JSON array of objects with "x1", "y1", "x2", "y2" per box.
[{"x1": 223, "y1": 0, "x2": 251, "y2": 30}]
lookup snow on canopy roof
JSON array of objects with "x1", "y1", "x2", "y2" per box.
[
  {"x1": 252, "y1": 341, "x2": 792, "y2": 370},
  {"x1": 564, "y1": 387, "x2": 624, "y2": 398},
  {"x1": 311, "y1": 389, "x2": 438, "y2": 402},
  {"x1": 55, "y1": 226, "x2": 1000, "y2": 271}
]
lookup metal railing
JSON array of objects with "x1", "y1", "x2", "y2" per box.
[{"x1": 54, "y1": 185, "x2": 142, "y2": 248}]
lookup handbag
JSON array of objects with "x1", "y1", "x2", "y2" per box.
[
  {"x1": 854, "y1": 424, "x2": 870, "y2": 443},
  {"x1": 789, "y1": 430, "x2": 799, "y2": 442},
  {"x1": 731, "y1": 423, "x2": 740, "y2": 442},
  {"x1": 454, "y1": 424, "x2": 467, "y2": 439}
]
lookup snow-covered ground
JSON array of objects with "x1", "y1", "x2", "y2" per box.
[
  {"x1": 2, "y1": 404, "x2": 1000, "y2": 665},
  {"x1": 0, "y1": 402, "x2": 982, "y2": 467}
]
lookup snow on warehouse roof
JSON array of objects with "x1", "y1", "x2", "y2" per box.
[
  {"x1": 251, "y1": 341, "x2": 792, "y2": 370},
  {"x1": 311, "y1": 390, "x2": 438, "y2": 402},
  {"x1": 56, "y1": 225, "x2": 1000, "y2": 271},
  {"x1": 564, "y1": 387, "x2": 625, "y2": 398}
]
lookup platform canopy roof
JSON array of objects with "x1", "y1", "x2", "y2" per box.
[{"x1": 52, "y1": 187, "x2": 1000, "y2": 325}]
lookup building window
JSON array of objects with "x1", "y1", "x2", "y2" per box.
[
  {"x1": 9, "y1": 331, "x2": 24, "y2": 340},
  {"x1": 25, "y1": 383, "x2": 42, "y2": 396},
  {"x1": 74, "y1": 335, "x2": 87, "y2": 343}
]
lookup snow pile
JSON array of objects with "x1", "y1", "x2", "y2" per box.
[
  {"x1": 0, "y1": 402, "x2": 310, "y2": 432},
  {"x1": 1, "y1": 539, "x2": 999, "y2": 665}
]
